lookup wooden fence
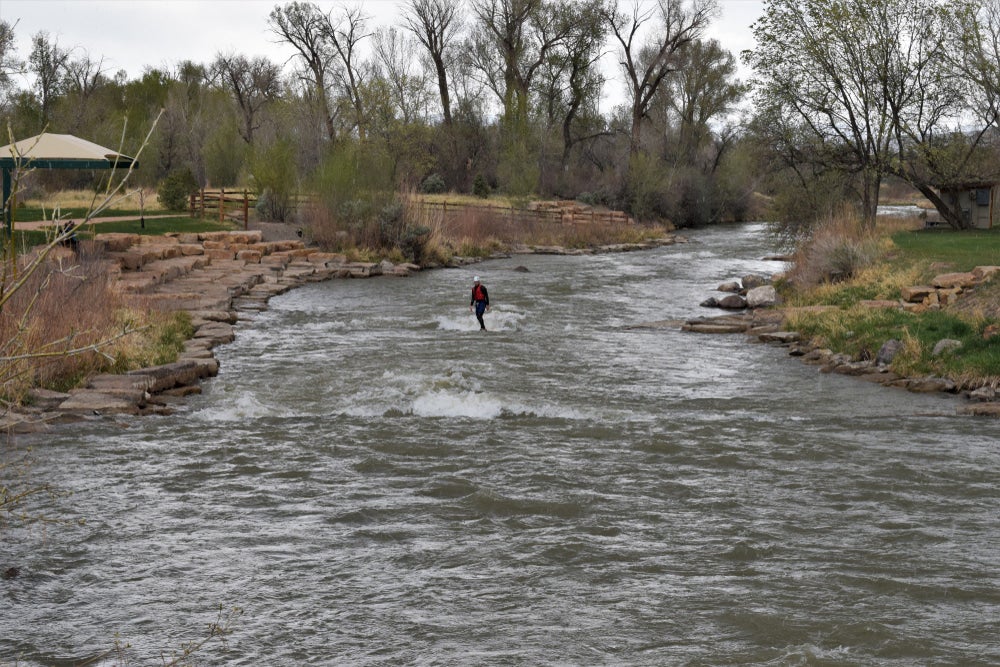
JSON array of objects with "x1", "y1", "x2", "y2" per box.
[
  {"x1": 189, "y1": 189, "x2": 257, "y2": 229},
  {"x1": 189, "y1": 191, "x2": 633, "y2": 229},
  {"x1": 415, "y1": 200, "x2": 634, "y2": 226}
]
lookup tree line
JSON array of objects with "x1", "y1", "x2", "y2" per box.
[{"x1": 2, "y1": 0, "x2": 1000, "y2": 231}]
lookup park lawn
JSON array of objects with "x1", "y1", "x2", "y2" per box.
[
  {"x1": 783, "y1": 224, "x2": 1000, "y2": 386},
  {"x1": 14, "y1": 206, "x2": 153, "y2": 221},
  {"x1": 890, "y1": 227, "x2": 1000, "y2": 280},
  {"x1": 7, "y1": 216, "x2": 236, "y2": 249},
  {"x1": 75, "y1": 216, "x2": 237, "y2": 235}
]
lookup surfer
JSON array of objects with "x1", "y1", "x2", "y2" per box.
[{"x1": 469, "y1": 276, "x2": 490, "y2": 331}]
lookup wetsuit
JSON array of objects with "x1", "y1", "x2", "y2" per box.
[{"x1": 470, "y1": 284, "x2": 490, "y2": 330}]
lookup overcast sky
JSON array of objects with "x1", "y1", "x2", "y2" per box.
[{"x1": 1, "y1": 0, "x2": 764, "y2": 110}]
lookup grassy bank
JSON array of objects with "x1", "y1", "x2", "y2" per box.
[{"x1": 780, "y1": 214, "x2": 1000, "y2": 388}]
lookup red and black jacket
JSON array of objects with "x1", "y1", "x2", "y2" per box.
[{"x1": 470, "y1": 284, "x2": 490, "y2": 306}]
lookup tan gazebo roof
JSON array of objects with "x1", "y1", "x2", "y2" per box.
[
  {"x1": 2, "y1": 133, "x2": 138, "y2": 233},
  {"x1": 0, "y1": 132, "x2": 135, "y2": 165}
]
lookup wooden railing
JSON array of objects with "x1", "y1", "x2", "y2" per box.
[
  {"x1": 189, "y1": 189, "x2": 257, "y2": 229},
  {"x1": 188, "y1": 190, "x2": 633, "y2": 229},
  {"x1": 415, "y1": 200, "x2": 634, "y2": 226}
]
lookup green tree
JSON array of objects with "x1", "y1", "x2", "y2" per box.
[
  {"x1": 27, "y1": 31, "x2": 70, "y2": 126},
  {"x1": 745, "y1": 0, "x2": 974, "y2": 228}
]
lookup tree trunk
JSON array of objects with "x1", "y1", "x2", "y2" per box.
[
  {"x1": 432, "y1": 54, "x2": 452, "y2": 125},
  {"x1": 914, "y1": 184, "x2": 970, "y2": 230}
]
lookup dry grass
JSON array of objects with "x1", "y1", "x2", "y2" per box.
[
  {"x1": 0, "y1": 246, "x2": 186, "y2": 404},
  {"x1": 21, "y1": 188, "x2": 166, "y2": 213},
  {"x1": 303, "y1": 194, "x2": 669, "y2": 264}
]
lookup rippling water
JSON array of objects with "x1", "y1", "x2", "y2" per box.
[{"x1": 4, "y1": 224, "x2": 1000, "y2": 665}]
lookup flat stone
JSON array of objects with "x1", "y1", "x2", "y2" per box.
[
  {"x1": 958, "y1": 402, "x2": 1000, "y2": 416},
  {"x1": 58, "y1": 392, "x2": 141, "y2": 415},
  {"x1": 758, "y1": 331, "x2": 800, "y2": 344},
  {"x1": 906, "y1": 377, "x2": 957, "y2": 393},
  {"x1": 932, "y1": 272, "x2": 977, "y2": 289},
  {"x1": 901, "y1": 285, "x2": 935, "y2": 303},
  {"x1": 682, "y1": 322, "x2": 750, "y2": 334}
]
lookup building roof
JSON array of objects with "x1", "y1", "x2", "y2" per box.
[{"x1": 0, "y1": 132, "x2": 136, "y2": 169}]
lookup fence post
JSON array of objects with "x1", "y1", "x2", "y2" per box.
[
  {"x1": 219, "y1": 188, "x2": 225, "y2": 223},
  {"x1": 243, "y1": 189, "x2": 249, "y2": 230},
  {"x1": 200, "y1": 188, "x2": 205, "y2": 218},
  {"x1": 190, "y1": 192, "x2": 195, "y2": 218}
]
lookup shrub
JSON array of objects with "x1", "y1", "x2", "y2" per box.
[
  {"x1": 420, "y1": 173, "x2": 447, "y2": 194},
  {"x1": 473, "y1": 174, "x2": 490, "y2": 199},
  {"x1": 157, "y1": 168, "x2": 199, "y2": 211},
  {"x1": 249, "y1": 140, "x2": 298, "y2": 222}
]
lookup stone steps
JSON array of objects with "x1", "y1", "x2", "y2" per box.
[{"x1": 11, "y1": 230, "x2": 425, "y2": 427}]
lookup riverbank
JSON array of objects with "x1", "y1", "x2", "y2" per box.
[
  {"x1": 680, "y1": 282, "x2": 1000, "y2": 417},
  {"x1": 1, "y1": 228, "x2": 684, "y2": 433}
]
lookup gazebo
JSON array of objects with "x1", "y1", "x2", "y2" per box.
[{"x1": 0, "y1": 133, "x2": 137, "y2": 235}]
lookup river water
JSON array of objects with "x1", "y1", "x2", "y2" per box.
[{"x1": 4, "y1": 224, "x2": 999, "y2": 666}]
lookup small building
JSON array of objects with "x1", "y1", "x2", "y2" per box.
[{"x1": 937, "y1": 182, "x2": 999, "y2": 229}]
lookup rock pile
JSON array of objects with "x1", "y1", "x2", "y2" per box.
[
  {"x1": 899, "y1": 266, "x2": 1000, "y2": 310},
  {"x1": 700, "y1": 274, "x2": 780, "y2": 311}
]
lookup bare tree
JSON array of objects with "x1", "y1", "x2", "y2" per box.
[
  {"x1": 373, "y1": 26, "x2": 432, "y2": 125},
  {"x1": 403, "y1": 0, "x2": 462, "y2": 125},
  {"x1": 603, "y1": 0, "x2": 717, "y2": 158},
  {"x1": 268, "y1": 1, "x2": 339, "y2": 142},
  {"x1": 62, "y1": 52, "x2": 108, "y2": 132},
  {"x1": 325, "y1": 6, "x2": 372, "y2": 141},
  {"x1": 211, "y1": 53, "x2": 282, "y2": 145}
]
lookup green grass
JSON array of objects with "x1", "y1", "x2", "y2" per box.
[
  {"x1": 14, "y1": 206, "x2": 158, "y2": 221},
  {"x1": 3, "y1": 217, "x2": 236, "y2": 253},
  {"x1": 890, "y1": 228, "x2": 1000, "y2": 279},
  {"x1": 790, "y1": 307, "x2": 1000, "y2": 381},
  {"x1": 74, "y1": 217, "x2": 236, "y2": 235}
]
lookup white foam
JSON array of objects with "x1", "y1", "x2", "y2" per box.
[
  {"x1": 190, "y1": 389, "x2": 302, "y2": 422},
  {"x1": 411, "y1": 389, "x2": 505, "y2": 418},
  {"x1": 435, "y1": 305, "x2": 526, "y2": 332}
]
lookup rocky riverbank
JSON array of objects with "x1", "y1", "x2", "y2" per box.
[
  {"x1": 3, "y1": 230, "x2": 684, "y2": 432},
  {"x1": 680, "y1": 270, "x2": 1000, "y2": 417}
]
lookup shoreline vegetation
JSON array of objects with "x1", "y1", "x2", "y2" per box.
[
  {"x1": 4, "y1": 190, "x2": 1000, "y2": 431},
  {"x1": 685, "y1": 209, "x2": 1000, "y2": 416}
]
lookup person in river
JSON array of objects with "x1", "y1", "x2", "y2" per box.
[{"x1": 469, "y1": 275, "x2": 490, "y2": 331}]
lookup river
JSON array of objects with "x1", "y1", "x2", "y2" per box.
[{"x1": 3, "y1": 223, "x2": 999, "y2": 665}]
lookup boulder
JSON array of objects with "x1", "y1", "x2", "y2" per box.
[
  {"x1": 746, "y1": 285, "x2": 779, "y2": 308},
  {"x1": 717, "y1": 280, "x2": 742, "y2": 293},
  {"x1": 741, "y1": 274, "x2": 768, "y2": 290},
  {"x1": 716, "y1": 294, "x2": 748, "y2": 310},
  {"x1": 968, "y1": 386, "x2": 998, "y2": 402},
  {"x1": 700, "y1": 296, "x2": 719, "y2": 308},
  {"x1": 876, "y1": 339, "x2": 904, "y2": 366},
  {"x1": 932, "y1": 338, "x2": 962, "y2": 356}
]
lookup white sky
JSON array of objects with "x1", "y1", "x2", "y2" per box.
[{"x1": 0, "y1": 0, "x2": 764, "y2": 110}]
